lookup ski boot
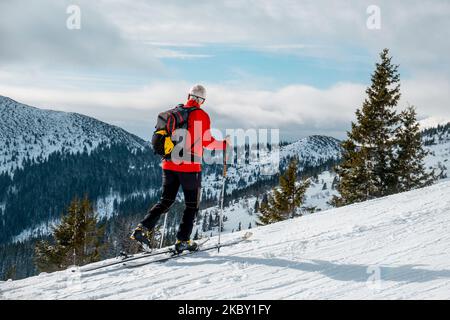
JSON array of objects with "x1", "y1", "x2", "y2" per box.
[
  {"x1": 130, "y1": 224, "x2": 152, "y2": 252},
  {"x1": 174, "y1": 239, "x2": 198, "y2": 254}
]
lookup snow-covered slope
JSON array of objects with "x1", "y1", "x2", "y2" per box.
[
  {"x1": 0, "y1": 96, "x2": 147, "y2": 174},
  {"x1": 2, "y1": 180, "x2": 449, "y2": 299}
]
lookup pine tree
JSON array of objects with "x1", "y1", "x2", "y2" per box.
[
  {"x1": 257, "y1": 158, "x2": 310, "y2": 225},
  {"x1": 332, "y1": 48, "x2": 402, "y2": 206},
  {"x1": 35, "y1": 197, "x2": 106, "y2": 272},
  {"x1": 201, "y1": 213, "x2": 209, "y2": 232},
  {"x1": 261, "y1": 194, "x2": 269, "y2": 207},
  {"x1": 254, "y1": 198, "x2": 260, "y2": 213},
  {"x1": 394, "y1": 106, "x2": 435, "y2": 191},
  {"x1": 4, "y1": 265, "x2": 16, "y2": 281},
  {"x1": 257, "y1": 194, "x2": 282, "y2": 226}
]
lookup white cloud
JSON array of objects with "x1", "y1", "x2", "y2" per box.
[
  {"x1": 401, "y1": 77, "x2": 450, "y2": 120},
  {"x1": 0, "y1": 0, "x2": 163, "y2": 72},
  {"x1": 3, "y1": 77, "x2": 448, "y2": 141},
  {"x1": 2, "y1": 67, "x2": 449, "y2": 141},
  {"x1": 153, "y1": 49, "x2": 213, "y2": 59},
  {"x1": 2, "y1": 0, "x2": 450, "y2": 73},
  {"x1": 143, "y1": 42, "x2": 205, "y2": 48},
  {"x1": 96, "y1": 0, "x2": 450, "y2": 73}
]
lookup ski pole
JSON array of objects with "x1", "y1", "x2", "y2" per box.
[
  {"x1": 218, "y1": 140, "x2": 228, "y2": 252},
  {"x1": 160, "y1": 212, "x2": 168, "y2": 249}
]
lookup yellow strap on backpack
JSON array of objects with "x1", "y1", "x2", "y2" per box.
[
  {"x1": 164, "y1": 136, "x2": 174, "y2": 155},
  {"x1": 156, "y1": 130, "x2": 174, "y2": 155}
]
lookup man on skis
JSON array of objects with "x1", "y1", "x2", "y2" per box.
[{"x1": 131, "y1": 84, "x2": 229, "y2": 253}]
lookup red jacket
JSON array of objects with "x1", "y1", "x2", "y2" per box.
[{"x1": 162, "y1": 99, "x2": 226, "y2": 172}]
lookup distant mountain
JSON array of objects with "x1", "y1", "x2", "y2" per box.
[
  {"x1": 194, "y1": 135, "x2": 343, "y2": 239},
  {"x1": 200, "y1": 135, "x2": 342, "y2": 201},
  {"x1": 0, "y1": 95, "x2": 148, "y2": 175},
  {"x1": 419, "y1": 116, "x2": 450, "y2": 130},
  {"x1": 0, "y1": 96, "x2": 161, "y2": 245}
]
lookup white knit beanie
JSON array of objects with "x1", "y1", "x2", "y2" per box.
[{"x1": 189, "y1": 84, "x2": 207, "y2": 100}]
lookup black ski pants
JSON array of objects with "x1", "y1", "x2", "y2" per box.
[{"x1": 141, "y1": 170, "x2": 202, "y2": 241}]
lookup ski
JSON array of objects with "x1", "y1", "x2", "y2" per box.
[
  {"x1": 79, "y1": 237, "x2": 211, "y2": 273},
  {"x1": 79, "y1": 248, "x2": 173, "y2": 273},
  {"x1": 123, "y1": 232, "x2": 253, "y2": 269}
]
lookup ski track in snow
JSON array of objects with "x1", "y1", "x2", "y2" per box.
[{"x1": 2, "y1": 180, "x2": 450, "y2": 300}]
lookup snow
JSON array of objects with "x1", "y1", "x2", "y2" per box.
[
  {"x1": 303, "y1": 170, "x2": 339, "y2": 211},
  {"x1": 94, "y1": 190, "x2": 158, "y2": 221},
  {"x1": 195, "y1": 197, "x2": 258, "y2": 237},
  {"x1": 95, "y1": 194, "x2": 121, "y2": 221},
  {"x1": 2, "y1": 180, "x2": 450, "y2": 300}
]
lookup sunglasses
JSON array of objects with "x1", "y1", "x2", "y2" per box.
[{"x1": 190, "y1": 94, "x2": 205, "y2": 104}]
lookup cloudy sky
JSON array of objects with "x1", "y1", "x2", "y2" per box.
[{"x1": 1, "y1": 0, "x2": 449, "y2": 141}]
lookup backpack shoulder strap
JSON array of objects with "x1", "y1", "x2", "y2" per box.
[{"x1": 177, "y1": 104, "x2": 201, "y2": 117}]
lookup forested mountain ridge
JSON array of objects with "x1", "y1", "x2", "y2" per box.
[{"x1": 0, "y1": 95, "x2": 148, "y2": 175}]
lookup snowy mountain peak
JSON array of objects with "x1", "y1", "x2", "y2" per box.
[
  {"x1": 0, "y1": 95, "x2": 16, "y2": 106},
  {"x1": 0, "y1": 96, "x2": 148, "y2": 174},
  {"x1": 282, "y1": 135, "x2": 341, "y2": 162},
  {"x1": 419, "y1": 116, "x2": 450, "y2": 130}
]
